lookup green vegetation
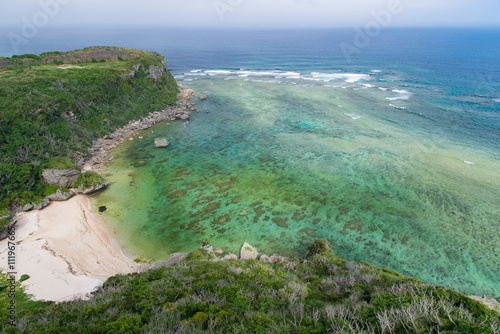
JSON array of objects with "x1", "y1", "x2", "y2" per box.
[
  {"x1": 18, "y1": 275, "x2": 30, "y2": 283},
  {"x1": 72, "y1": 171, "x2": 105, "y2": 190},
  {"x1": 43, "y1": 184, "x2": 66, "y2": 196},
  {"x1": 1, "y1": 240, "x2": 498, "y2": 333},
  {"x1": 0, "y1": 209, "x2": 14, "y2": 230},
  {"x1": 0, "y1": 46, "x2": 179, "y2": 208}
]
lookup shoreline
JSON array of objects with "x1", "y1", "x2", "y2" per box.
[
  {"x1": 0, "y1": 195, "x2": 138, "y2": 302},
  {"x1": 0, "y1": 88, "x2": 199, "y2": 302}
]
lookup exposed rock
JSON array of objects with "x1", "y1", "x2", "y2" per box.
[
  {"x1": 33, "y1": 199, "x2": 50, "y2": 210},
  {"x1": 20, "y1": 203, "x2": 34, "y2": 212},
  {"x1": 201, "y1": 244, "x2": 214, "y2": 255},
  {"x1": 75, "y1": 181, "x2": 108, "y2": 195},
  {"x1": 240, "y1": 242, "x2": 258, "y2": 260},
  {"x1": 152, "y1": 253, "x2": 188, "y2": 269},
  {"x1": 269, "y1": 254, "x2": 286, "y2": 264},
  {"x1": 47, "y1": 189, "x2": 75, "y2": 201},
  {"x1": 147, "y1": 63, "x2": 166, "y2": 81},
  {"x1": 74, "y1": 172, "x2": 109, "y2": 194},
  {"x1": 199, "y1": 95, "x2": 207, "y2": 100},
  {"x1": 260, "y1": 254, "x2": 270, "y2": 262},
  {"x1": 42, "y1": 169, "x2": 81, "y2": 189},
  {"x1": 222, "y1": 253, "x2": 238, "y2": 261},
  {"x1": 469, "y1": 295, "x2": 500, "y2": 312},
  {"x1": 154, "y1": 138, "x2": 169, "y2": 148},
  {"x1": 214, "y1": 248, "x2": 224, "y2": 255},
  {"x1": 99, "y1": 206, "x2": 107, "y2": 212},
  {"x1": 0, "y1": 214, "x2": 17, "y2": 240}
]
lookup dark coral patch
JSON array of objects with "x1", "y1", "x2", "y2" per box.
[
  {"x1": 167, "y1": 189, "x2": 187, "y2": 199},
  {"x1": 344, "y1": 220, "x2": 362, "y2": 232},
  {"x1": 273, "y1": 217, "x2": 288, "y2": 228},
  {"x1": 231, "y1": 196, "x2": 242, "y2": 204}
]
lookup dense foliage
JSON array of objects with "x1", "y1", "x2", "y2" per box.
[
  {"x1": 1, "y1": 240, "x2": 498, "y2": 333},
  {"x1": 72, "y1": 171, "x2": 106, "y2": 190},
  {"x1": 0, "y1": 47, "x2": 179, "y2": 208}
]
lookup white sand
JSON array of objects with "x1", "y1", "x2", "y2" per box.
[{"x1": 0, "y1": 195, "x2": 138, "y2": 302}]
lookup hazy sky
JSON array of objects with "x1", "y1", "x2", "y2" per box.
[{"x1": 1, "y1": 0, "x2": 499, "y2": 29}]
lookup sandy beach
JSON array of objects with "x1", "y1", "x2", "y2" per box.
[{"x1": 0, "y1": 195, "x2": 138, "y2": 302}]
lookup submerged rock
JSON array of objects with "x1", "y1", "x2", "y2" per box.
[
  {"x1": 154, "y1": 138, "x2": 169, "y2": 148},
  {"x1": 240, "y1": 242, "x2": 258, "y2": 260}
]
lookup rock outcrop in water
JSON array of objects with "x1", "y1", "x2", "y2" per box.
[
  {"x1": 154, "y1": 138, "x2": 169, "y2": 148},
  {"x1": 82, "y1": 87, "x2": 195, "y2": 173}
]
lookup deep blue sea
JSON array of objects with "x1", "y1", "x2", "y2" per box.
[{"x1": 2, "y1": 27, "x2": 500, "y2": 298}]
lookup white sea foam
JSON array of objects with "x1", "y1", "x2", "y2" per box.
[
  {"x1": 371, "y1": 70, "x2": 382, "y2": 73},
  {"x1": 464, "y1": 160, "x2": 475, "y2": 165},
  {"x1": 344, "y1": 113, "x2": 362, "y2": 120},
  {"x1": 386, "y1": 89, "x2": 413, "y2": 101},
  {"x1": 205, "y1": 70, "x2": 234, "y2": 76},
  {"x1": 378, "y1": 87, "x2": 389, "y2": 91},
  {"x1": 179, "y1": 69, "x2": 372, "y2": 85},
  {"x1": 361, "y1": 83, "x2": 375, "y2": 88},
  {"x1": 389, "y1": 104, "x2": 407, "y2": 110},
  {"x1": 308, "y1": 72, "x2": 370, "y2": 83},
  {"x1": 494, "y1": 98, "x2": 500, "y2": 103}
]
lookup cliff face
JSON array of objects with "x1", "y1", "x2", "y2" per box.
[{"x1": 0, "y1": 47, "x2": 179, "y2": 209}]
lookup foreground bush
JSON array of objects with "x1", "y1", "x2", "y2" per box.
[{"x1": 1, "y1": 240, "x2": 498, "y2": 333}]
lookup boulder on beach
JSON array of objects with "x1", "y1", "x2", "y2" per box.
[
  {"x1": 240, "y1": 242, "x2": 259, "y2": 260},
  {"x1": 48, "y1": 189, "x2": 75, "y2": 201},
  {"x1": 33, "y1": 198, "x2": 50, "y2": 210},
  {"x1": 42, "y1": 169, "x2": 81, "y2": 189},
  {"x1": 0, "y1": 212, "x2": 17, "y2": 240},
  {"x1": 73, "y1": 171, "x2": 109, "y2": 194},
  {"x1": 154, "y1": 138, "x2": 169, "y2": 148}
]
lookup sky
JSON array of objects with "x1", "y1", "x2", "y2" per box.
[{"x1": 0, "y1": 0, "x2": 499, "y2": 29}]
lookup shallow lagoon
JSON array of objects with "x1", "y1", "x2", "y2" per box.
[{"x1": 94, "y1": 73, "x2": 500, "y2": 298}]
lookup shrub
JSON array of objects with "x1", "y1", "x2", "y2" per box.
[
  {"x1": 41, "y1": 156, "x2": 77, "y2": 170},
  {"x1": 72, "y1": 171, "x2": 105, "y2": 190},
  {"x1": 105, "y1": 315, "x2": 142, "y2": 334},
  {"x1": 91, "y1": 57, "x2": 97, "y2": 63}
]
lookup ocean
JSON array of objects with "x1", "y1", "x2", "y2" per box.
[{"x1": 1, "y1": 27, "x2": 499, "y2": 298}]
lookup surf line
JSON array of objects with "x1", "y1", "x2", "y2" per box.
[{"x1": 86, "y1": 198, "x2": 137, "y2": 263}]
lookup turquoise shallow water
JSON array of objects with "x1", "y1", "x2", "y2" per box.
[{"x1": 94, "y1": 72, "x2": 500, "y2": 299}]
